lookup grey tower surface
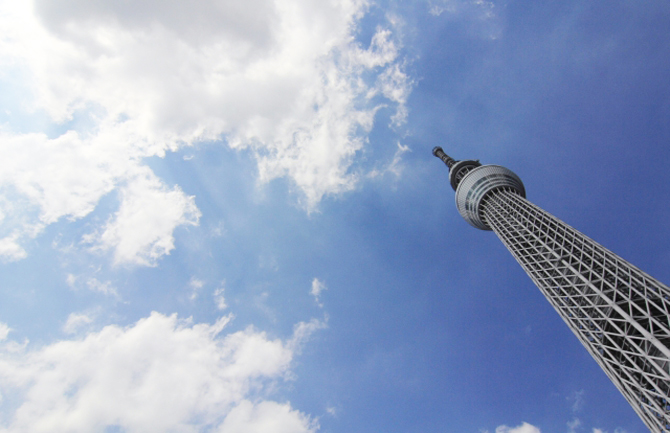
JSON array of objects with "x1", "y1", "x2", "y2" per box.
[{"x1": 433, "y1": 146, "x2": 670, "y2": 432}]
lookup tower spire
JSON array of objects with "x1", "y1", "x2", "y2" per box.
[
  {"x1": 432, "y1": 146, "x2": 482, "y2": 191},
  {"x1": 432, "y1": 146, "x2": 456, "y2": 168},
  {"x1": 434, "y1": 149, "x2": 670, "y2": 432}
]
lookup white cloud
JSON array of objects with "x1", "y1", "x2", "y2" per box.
[
  {"x1": 495, "y1": 422, "x2": 542, "y2": 433},
  {"x1": 0, "y1": 312, "x2": 320, "y2": 432},
  {"x1": 188, "y1": 276, "x2": 205, "y2": 300},
  {"x1": 0, "y1": 127, "x2": 199, "y2": 266},
  {"x1": 592, "y1": 429, "x2": 628, "y2": 433},
  {"x1": 427, "y1": 0, "x2": 501, "y2": 39},
  {"x1": 66, "y1": 274, "x2": 118, "y2": 297},
  {"x1": 568, "y1": 389, "x2": 585, "y2": 413},
  {"x1": 368, "y1": 141, "x2": 411, "y2": 179},
  {"x1": 244, "y1": 23, "x2": 409, "y2": 210},
  {"x1": 289, "y1": 318, "x2": 328, "y2": 354},
  {"x1": 211, "y1": 220, "x2": 226, "y2": 238},
  {"x1": 567, "y1": 418, "x2": 582, "y2": 433},
  {"x1": 0, "y1": 0, "x2": 411, "y2": 262},
  {"x1": 62, "y1": 312, "x2": 94, "y2": 334},
  {"x1": 0, "y1": 234, "x2": 26, "y2": 262},
  {"x1": 0, "y1": 130, "x2": 118, "y2": 256},
  {"x1": 216, "y1": 400, "x2": 317, "y2": 433},
  {"x1": 310, "y1": 278, "x2": 327, "y2": 307},
  {"x1": 0, "y1": 131, "x2": 115, "y2": 225},
  {"x1": 0, "y1": 323, "x2": 10, "y2": 341},
  {"x1": 428, "y1": 0, "x2": 496, "y2": 19},
  {"x1": 214, "y1": 281, "x2": 228, "y2": 311},
  {"x1": 86, "y1": 278, "x2": 118, "y2": 296},
  {"x1": 492, "y1": 421, "x2": 625, "y2": 433},
  {"x1": 86, "y1": 167, "x2": 201, "y2": 266},
  {"x1": 378, "y1": 63, "x2": 412, "y2": 126}
]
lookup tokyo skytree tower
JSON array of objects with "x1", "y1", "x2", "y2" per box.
[{"x1": 433, "y1": 147, "x2": 670, "y2": 432}]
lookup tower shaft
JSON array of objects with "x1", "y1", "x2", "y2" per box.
[
  {"x1": 483, "y1": 188, "x2": 670, "y2": 431},
  {"x1": 433, "y1": 147, "x2": 670, "y2": 432}
]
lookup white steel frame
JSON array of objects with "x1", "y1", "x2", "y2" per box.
[{"x1": 482, "y1": 188, "x2": 670, "y2": 432}]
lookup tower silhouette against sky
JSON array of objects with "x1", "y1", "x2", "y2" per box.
[{"x1": 433, "y1": 147, "x2": 670, "y2": 432}]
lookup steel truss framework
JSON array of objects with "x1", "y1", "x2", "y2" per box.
[{"x1": 482, "y1": 188, "x2": 670, "y2": 431}]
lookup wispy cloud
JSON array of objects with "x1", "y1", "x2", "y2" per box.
[
  {"x1": 210, "y1": 220, "x2": 226, "y2": 238},
  {"x1": 0, "y1": 322, "x2": 10, "y2": 341},
  {"x1": 592, "y1": 428, "x2": 628, "y2": 433},
  {"x1": 214, "y1": 281, "x2": 227, "y2": 311},
  {"x1": 310, "y1": 278, "x2": 327, "y2": 307},
  {"x1": 368, "y1": 141, "x2": 411, "y2": 179},
  {"x1": 62, "y1": 312, "x2": 94, "y2": 334},
  {"x1": 427, "y1": 0, "x2": 501, "y2": 39},
  {"x1": 86, "y1": 278, "x2": 118, "y2": 297},
  {"x1": 289, "y1": 317, "x2": 328, "y2": 355},
  {"x1": 66, "y1": 274, "x2": 118, "y2": 297},
  {"x1": 492, "y1": 417, "x2": 621, "y2": 433},
  {"x1": 188, "y1": 276, "x2": 205, "y2": 301},
  {"x1": 567, "y1": 389, "x2": 585, "y2": 413},
  {"x1": 567, "y1": 418, "x2": 582, "y2": 433}
]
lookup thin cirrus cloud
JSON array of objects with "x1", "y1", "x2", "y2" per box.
[
  {"x1": 0, "y1": 312, "x2": 324, "y2": 432},
  {"x1": 0, "y1": 0, "x2": 411, "y2": 265}
]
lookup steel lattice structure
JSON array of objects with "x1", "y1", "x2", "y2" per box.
[{"x1": 433, "y1": 147, "x2": 670, "y2": 432}]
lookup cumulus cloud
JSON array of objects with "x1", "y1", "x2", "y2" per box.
[
  {"x1": 86, "y1": 167, "x2": 201, "y2": 266},
  {"x1": 0, "y1": 0, "x2": 411, "y2": 262},
  {"x1": 0, "y1": 128, "x2": 199, "y2": 265},
  {"x1": 0, "y1": 130, "x2": 116, "y2": 262},
  {"x1": 217, "y1": 400, "x2": 317, "y2": 433},
  {"x1": 0, "y1": 312, "x2": 321, "y2": 432}
]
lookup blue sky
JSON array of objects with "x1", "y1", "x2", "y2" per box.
[{"x1": 0, "y1": 0, "x2": 669, "y2": 432}]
